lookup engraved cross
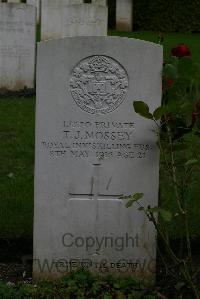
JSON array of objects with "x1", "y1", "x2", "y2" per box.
[{"x1": 68, "y1": 162, "x2": 121, "y2": 201}]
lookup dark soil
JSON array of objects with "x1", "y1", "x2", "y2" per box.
[
  {"x1": 0, "y1": 88, "x2": 35, "y2": 97},
  {"x1": 0, "y1": 238, "x2": 32, "y2": 283}
]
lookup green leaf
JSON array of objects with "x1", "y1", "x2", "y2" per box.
[
  {"x1": 133, "y1": 101, "x2": 153, "y2": 119},
  {"x1": 126, "y1": 199, "x2": 135, "y2": 208},
  {"x1": 185, "y1": 159, "x2": 198, "y2": 167},
  {"x1": 125, "y1": 193, "x2": 144, "y2": 208},
  {"x1": 132, "y1": 193, "x2": 144, "y2": 200},
  {"x1": 153, "y1": 106, "x2": 165, "y2": 120},
  {"x1": 160, "y1": 209, "x2": 172, "y2": 222},
  {"x1": 167, "y1": 56, "x2": 179, "y2": 66},
  {"x1": 163, "y1": 63, "x2": 178, "y2": 79}
]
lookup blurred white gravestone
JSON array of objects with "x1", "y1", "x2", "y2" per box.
[
  {"x1": 92, "y1": 0, "x2": 107, "y2": 5},
  {"x1": 0, "y1": 3, "x2": 36, "y2": 91},
  {"x1": 116, "y1": 0, "x2": 133, "y2": 32},
  {"x1": 33, "y1": 36, "x2": 162, "y2": 280},
  {"x1": 41, "y1": 1, "x2": 108, "y2": 41},
  {"x1": 27, "y1": 0, "x2": 41, "y2": 24},
  {"x1": 7, "y1": 0, "x2": 21, "y2": 3}
]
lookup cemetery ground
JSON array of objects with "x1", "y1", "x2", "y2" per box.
[{"x1": 0, "y1": 31, "x2": 200, "y2": 298}]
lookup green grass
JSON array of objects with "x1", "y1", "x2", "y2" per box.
[
  {"x1": 0, "y1": 97, "x2": 35, "y2": 238},
  {"x1": 0, "y1": 31, "x2": 200, "y2": 239}
]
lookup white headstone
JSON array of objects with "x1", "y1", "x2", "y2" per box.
[
  {"x1": 41, "y1": 1, "x2": 108, "y2": 41},
  {"x1": 7, "y1": 0, "x2": 21, "y2": 3},
  {"x1": 92, "y1": 0, "x2": 107, "y2": 5},
  {"x1": 116, "y1": 0, "x2": 133, "y2": 32},
  {"x1": 0, "y1": 3, "x2": 36, "y2": 91},
  {"x1": 27, "y1": 0, "x2": 40, "y2": 24},
  {"x1": 33, "y1": 36, "x2": 162, "y2": 280}
]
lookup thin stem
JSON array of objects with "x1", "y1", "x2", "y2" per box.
[
  {"x1": 153, "y1": 118, "x2": 173, "y2": 177},
  {"x1": 167, "y1": 125, "x2": 184, "y2": 214},
  {"x1": 183, "y1": 184, "x2": 192, "y2": 258},
  {"x1": 192, "y1": 266, "x2": 200, "y2": 279}
]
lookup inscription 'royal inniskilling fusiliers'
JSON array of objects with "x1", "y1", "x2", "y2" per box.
[{"x1": 69, "y1": 55, "x2": 129, "y2": 115}]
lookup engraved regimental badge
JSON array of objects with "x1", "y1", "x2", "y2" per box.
[{"x1": 69, "y1": 55, "x2": 129, "y2": 115}]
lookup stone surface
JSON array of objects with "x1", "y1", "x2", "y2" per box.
[
  {"x1": 27, "y1": 0, "x2": 40, "y2": 24},
  {"x1": 0, "y1": 3, "x2": 36, "y2": 91},
  {"x1": 116, "y1": 0, "x2": 133, "y2": 32},
  {"x1": 92, "y1": 0, "x2": 107, "y2": 5},
  {"x1": 7, "y1": 0, "x2": 21, "y2": 3},
  {"x1": 41, "y1": 1, "x2": 108, "y2": 40},
  {"x1": 34, "y1": 36, "x2": 162, "y2": 280}
]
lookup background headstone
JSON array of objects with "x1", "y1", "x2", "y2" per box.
[
  {"x1": 7, "y1": 0, "x2": 21, "y2": 3},
  {"x1": 33, "y1": 36, "x2": 162, "y2": 280},
  {"x1": 116, "y1": 0, "x2": 133, "y2": 32},
  {"x1": 0, "y1": 3, "x2": 36, "y2": 91},
  {"x1": 27, "y1": 0, "x2": 41, "y2": 24},
  {"x1": 92, "y1": 0, "x2": 107, "y2": 5},
  {"x1": 41, "y1": 1, "x2": 108, "y2": 40}
]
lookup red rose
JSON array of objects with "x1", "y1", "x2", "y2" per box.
[
  {"x1": 171, "y1": 44, "x2": 191, "y2": 58},
  {"x1": 167, "y1": 78, "x2": 174, "y2": 88},
  {"x1": 163, "y1": 77, "x2": 174, "y2": 90}
]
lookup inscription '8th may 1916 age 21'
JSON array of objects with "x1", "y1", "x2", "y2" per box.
[{"x1": 69, "y1": 55, "x2": 129, "y2": 115}]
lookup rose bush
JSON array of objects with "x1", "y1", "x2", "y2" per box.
[
  {"x1": 163, "y1": 44, "x2": 200, "y2": 139},
  {"x1": 132, "y1": 44, "x2": 200, "y2": 298},
  {"x1": 162, "y1": 42, "x2": 192, "y2": 92}
]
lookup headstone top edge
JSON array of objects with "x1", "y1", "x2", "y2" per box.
[
  {"x1": 65, "y1": 3, "x2": 106, "y2": 6},
  {"x1": 0, "y1": 2, "x2": 37, "y2": 13},
  {"x1": 37, "y1": 36, "x2": 163, "y2": 51},
  {"x1": 0, "y1": 3, "x2": 34, "y2": 7}
]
